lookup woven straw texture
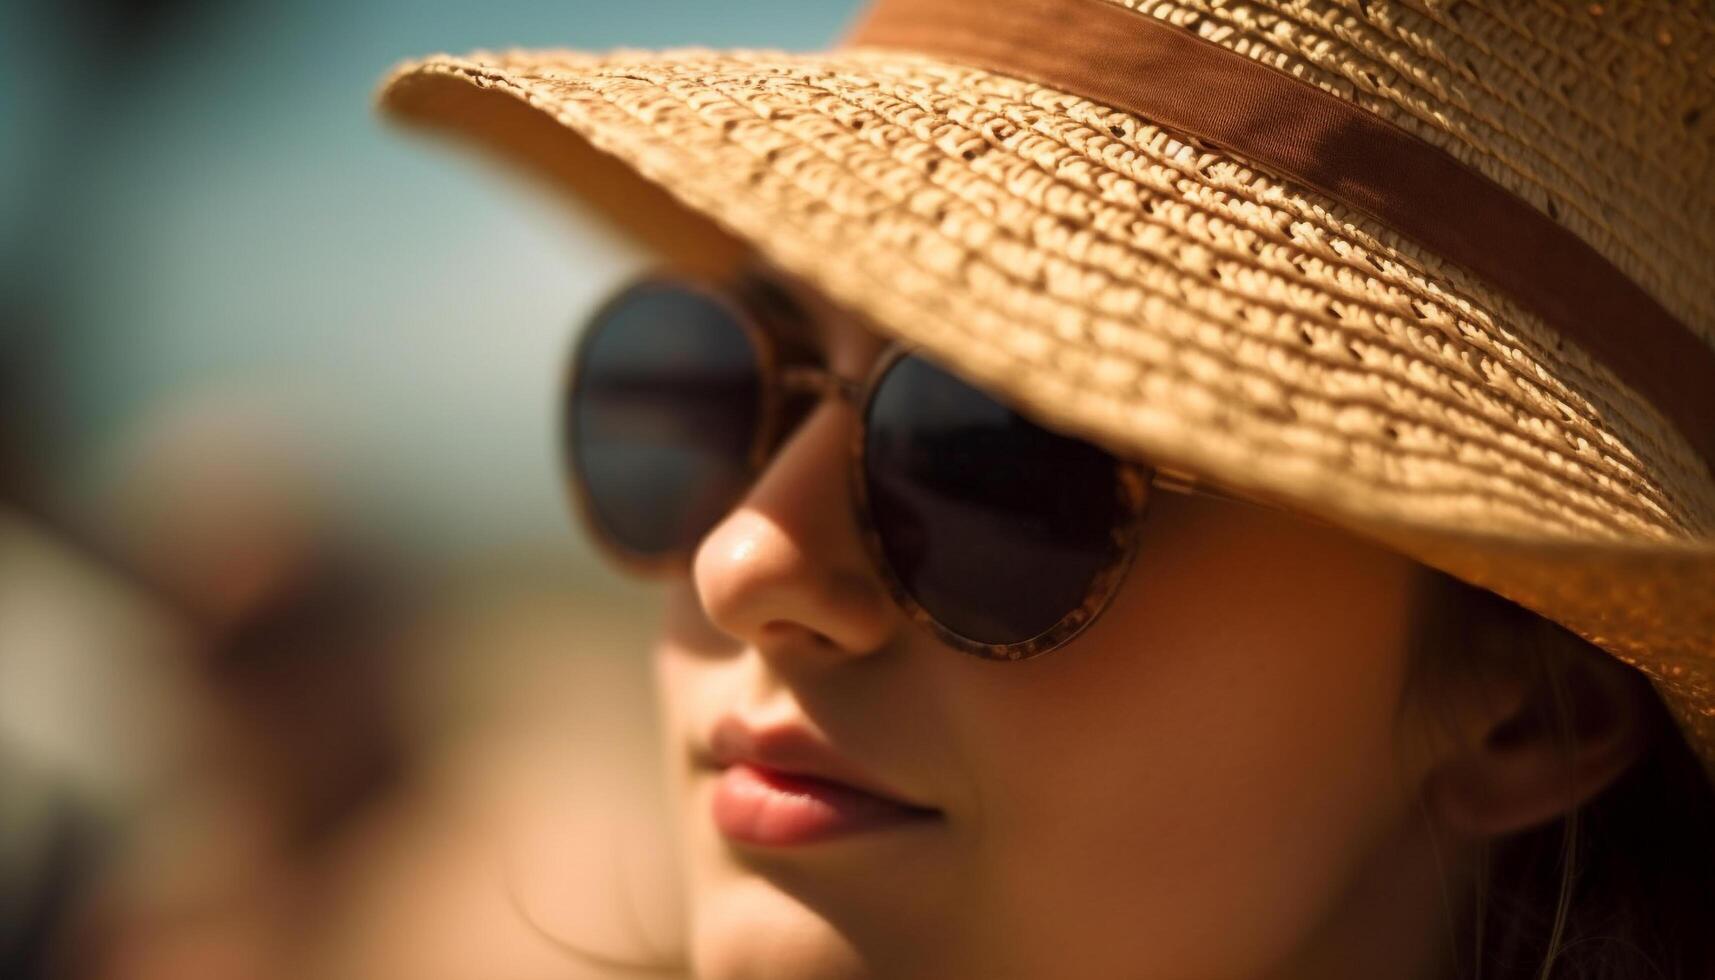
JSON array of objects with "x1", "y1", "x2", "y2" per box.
[{"x1": 377, "y1": 0, "x2": 1715, "y2": 780}]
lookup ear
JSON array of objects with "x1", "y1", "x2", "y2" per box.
[{"x1": 1422, "y1": 648, "x2": 1653, "y2": 839}]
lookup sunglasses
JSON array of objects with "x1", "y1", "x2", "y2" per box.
[{"x1": 560, "y1": 270, "x2": 1268, "y2": 661}]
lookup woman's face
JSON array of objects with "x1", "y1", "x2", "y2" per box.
[{"x1": 651, "y1": 264, "x2": 1447, "y2": 980}]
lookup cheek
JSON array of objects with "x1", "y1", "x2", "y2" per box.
[
  {"x1": 649, "y1": 583, "x2": 735, "y2": 823},
  {"x1": 935, "y1": 535, "x2": 1421, "y2": 975}
]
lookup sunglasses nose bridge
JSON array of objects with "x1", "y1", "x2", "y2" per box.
[
  {"x1": 692, "y1": 392, "x2": 900, "y2": 660},
  {"x1": 779, "y1": 364, "x2": 865, "y2": 407}
]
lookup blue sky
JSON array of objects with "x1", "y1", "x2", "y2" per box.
[{"x1": 2, "y1": 0, "x2": 861, "y2": 563}]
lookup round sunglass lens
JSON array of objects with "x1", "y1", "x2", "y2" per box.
[
  {"x1": 863, "y1": 355, "x2": 1125, "y2": 646},
  {"x1": 567, "y1": 281, "x2": 763, "y2": 560}
]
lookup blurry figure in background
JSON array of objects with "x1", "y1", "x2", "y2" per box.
[
  {"x1": 3, "y1": 377, "x2": 673, "y2": 980},
  {"x1": 60, "y1": 393, "x2": 420, "y2": 980},
  {"x1": 108, "y1": 397, "x2": 414, "y2": 851},
  {"x1": 0, "y1": 382, "x2": 425, "y2": 980}
]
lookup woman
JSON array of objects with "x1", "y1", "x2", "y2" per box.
[{"x1": 378, "y1": 1, "x2": 1715, "y2": 976}]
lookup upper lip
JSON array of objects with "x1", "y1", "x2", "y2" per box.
[{"x1": 699, "y1": 714, "x2": 938, "y2": 812}]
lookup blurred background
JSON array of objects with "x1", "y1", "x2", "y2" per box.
[{"x1": 1, "y1": 1, "x2": 859, "y2": 977}]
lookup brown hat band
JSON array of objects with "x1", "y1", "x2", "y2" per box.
[{"x1": 841, "y1": 0, "x2": 1715, "y2": 483}]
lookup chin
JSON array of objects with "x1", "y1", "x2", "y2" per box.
[{"x1": 688, "y1": 875, "x2": 877, "y2": 980}]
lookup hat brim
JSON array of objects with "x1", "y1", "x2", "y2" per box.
[{"x1": 376, "y1": 45, "x2": 1715, "y2": 777}]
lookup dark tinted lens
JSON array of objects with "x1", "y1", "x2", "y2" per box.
[
  {"x1": 863, "y1": 355, "x2": 1124, "y2": 645},
  {"x1": 568, "y1": 281, "x2": 762, "y2": 559}
]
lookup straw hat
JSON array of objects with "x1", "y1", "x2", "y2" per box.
[{"x1": 376, "y1": 0, "x2": 1715, "y2": 782}]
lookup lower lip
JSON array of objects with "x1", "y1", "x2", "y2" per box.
[{"x1": 710, "y1": 763, "x2": 939, "y2": 846}]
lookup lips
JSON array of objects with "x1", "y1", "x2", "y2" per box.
[{"x1": 699, "y1": 715, "x2": 941, "y2": 846}]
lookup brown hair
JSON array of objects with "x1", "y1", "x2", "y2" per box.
[{"x1": 1407, "y1": 569, "x2": 1715, "y2": 980}]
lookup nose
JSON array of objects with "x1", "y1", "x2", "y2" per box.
[{"x1": 691, "y1": 395, "x2": 900, "y2": 663}]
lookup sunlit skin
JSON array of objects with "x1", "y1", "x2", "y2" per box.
[{"x1": 647, "y1": 259, "x2": 1519, "y2": 980}]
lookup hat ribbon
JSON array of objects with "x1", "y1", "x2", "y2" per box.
[{"x1": 843, "y1": 0, "x2": 1715, "y2": 482}]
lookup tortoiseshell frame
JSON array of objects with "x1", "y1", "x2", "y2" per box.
[
  {"x1": 560, "y1": 268, "x2": 1282, "y2": 662},
  {"x1": 829, "y1": 343, "x2": 1147, "y2": 662}
]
